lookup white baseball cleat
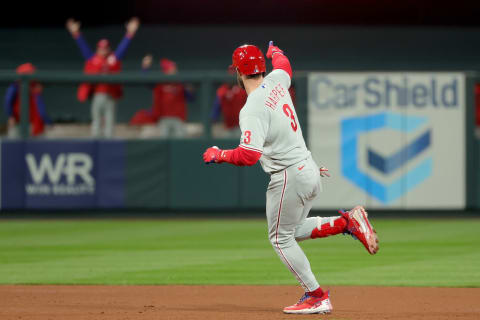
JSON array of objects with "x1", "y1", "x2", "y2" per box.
[
  {"x1": 283, "y1": 290, "x2": 332, "y2": 314},
  {"x1": 342, "y1": 205, "x2": 379, "y2": 255}
]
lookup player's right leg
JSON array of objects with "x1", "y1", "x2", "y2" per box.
[
  {"x1": 103, "y1": 97, "x2": 116, "y2": 138},
  {"x1": 90, "y1": 93, "x2": 103, "y2": 138}
]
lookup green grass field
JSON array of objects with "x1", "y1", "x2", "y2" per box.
[{"x1": 0, "y1": 218, "x2": 479, "y2": 287}]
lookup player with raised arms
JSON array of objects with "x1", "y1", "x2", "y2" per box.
[{"x1": 203, "y1": 41, "x2": 379, "y2": 314}]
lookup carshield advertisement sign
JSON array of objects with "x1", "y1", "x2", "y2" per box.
[{"x1": 308, "y1": 72, "x2": 465, "y2": 209}]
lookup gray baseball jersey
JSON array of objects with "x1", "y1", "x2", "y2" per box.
[
  {"x1": 238, "y1": 69, "x2": 311, "y2": 173},
  {"x1": 238, "y1": 68, "x2": 332, "y2": 293}
]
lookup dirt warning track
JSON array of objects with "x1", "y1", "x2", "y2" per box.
[{"x1": 0, "y1": 285, "x2": 479, "y2": 320}]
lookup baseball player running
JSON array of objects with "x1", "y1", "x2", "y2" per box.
[{"x1": 203, "y1": 42, "x2": 379, "y2": 314}]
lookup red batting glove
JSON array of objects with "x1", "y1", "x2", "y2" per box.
[
  {"x1": 266, "y1": 41, "x2": 284, "y2": 59},
  {"x1": 203, "y1": 146, "x2": 222, "y2": 164}
]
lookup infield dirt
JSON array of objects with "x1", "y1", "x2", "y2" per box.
[{"x1": 0, "y1": 285, "x2": 478, "y2": 320}]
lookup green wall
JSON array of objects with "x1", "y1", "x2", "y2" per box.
[{"x1": 124, "y1": 138, "x2": 269, "y2": 210}]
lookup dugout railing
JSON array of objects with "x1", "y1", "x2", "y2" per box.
[{"x1": 0, "y1": 71, "x2": 309, "y2": 139}]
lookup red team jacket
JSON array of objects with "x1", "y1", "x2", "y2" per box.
[
  {"x1": 151, "y1": 83, "x2": 188, "y2": 121},
  {"x1": 77, "y1": 55, "x2": 123, "y2": 102},
  {"x1": 217, "y1": 84, "x2": 247, "y2": 129}
]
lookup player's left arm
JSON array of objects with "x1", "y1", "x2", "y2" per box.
[{"x1": 114, "y1": 17, "x2": 140, "y2": 60}]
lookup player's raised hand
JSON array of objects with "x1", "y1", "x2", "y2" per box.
[
  {"x1": 66, "y1": 18, "x2": 81, "y2": 36},
  {"x1": 266, "y1": 41, "x2": 284, "y2": 59},
  {"x1": 319, "y1": 166, "x2": 330, "y2": 178},
  {"x1": 126, "y1": 17, "x2": 140, "y2": 36},
  {"x1": 203, "y1": 146, "x2": 221, "y2": 164}
]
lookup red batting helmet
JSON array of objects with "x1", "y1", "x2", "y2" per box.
[{"x1": 231, "y1": 44, "x2": 266, "y2": 76}]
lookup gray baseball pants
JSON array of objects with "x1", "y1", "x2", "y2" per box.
[
  {"x1": 91, "y1": 93, "x2": 116, "y2": 138},
  {"x1": 267, "y1": 155, "x2": 335, "y2": 292},
  {"x1": 158, "y1": 117, "x2": 187, "y2": 138}
]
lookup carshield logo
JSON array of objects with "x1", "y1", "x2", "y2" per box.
[{"x1": 341, "y1": 112, "x2": 432, "y2": 204}]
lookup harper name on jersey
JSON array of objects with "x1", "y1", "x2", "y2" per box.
[
  {"x1": 265, "y1": 82, "x2": 288, "y2": 110},
  {"x1": 239, "y1": 69, "x2": 311, "y2": 174}
]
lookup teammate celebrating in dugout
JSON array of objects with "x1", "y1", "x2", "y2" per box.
[
  {"x1": 66, "y1": 17, "x2": 140, "y2": 138},
  {"x1": 203, "y1": 42, "x2": 379, "y2": 315}
]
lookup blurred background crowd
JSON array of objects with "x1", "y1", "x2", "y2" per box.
[
  {"x1": 2, "y1": 0, "x2": 480, "y2": 140},
  {"x1": 3, "y1": 15, "x2": 250, "y2": 139}
]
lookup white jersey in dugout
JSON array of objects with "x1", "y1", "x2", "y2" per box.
[{"x1": 238, "y1": 69, "x2": 311, "y2": 174}]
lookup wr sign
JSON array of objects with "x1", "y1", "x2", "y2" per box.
[{"x1": 25, "y1": 153, "x2": 95, "y2": 195}]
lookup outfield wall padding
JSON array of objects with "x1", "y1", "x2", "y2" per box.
[{"x1": 0, "y1": 139, "x2": 269, "y2": 211}]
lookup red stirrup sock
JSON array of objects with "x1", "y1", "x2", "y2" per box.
[
  {"x1": 310, "y1": 216, "x2": 348, "y2": 239},
  {"x1": 308, "y1": 286, "x2": 325, "y2": 298}
]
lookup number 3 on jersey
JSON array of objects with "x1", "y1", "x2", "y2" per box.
[
  {"x1": 243, "y1": 130, "x2": 252, "y2": 144},
  {"x1": 283, "y1": 104, "x2": 298, "y2": 132}
]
